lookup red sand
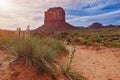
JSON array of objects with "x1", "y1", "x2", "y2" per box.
[
  {"x1": 0, "y1": 45, "x2": 120, "y2": 80},
  {"x1": 67, "y1": 45, "x2": 120, "y2": 80},
  {"x1": 0, "y1": 50, "x2": 67, "y2": 80}
]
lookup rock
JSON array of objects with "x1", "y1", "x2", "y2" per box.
[
  {"x1": 88, "y1": 22, "x2": 120, "y2": 29},
  {"x1": 34, "y1": 7, "x2": 76, "y2": 32},
  {"x1": 44, "y1": 7, "x2": 65, "y2": 24},
  {"x1": 88, "y1": 22, "x2": 104, "y2": 29}
]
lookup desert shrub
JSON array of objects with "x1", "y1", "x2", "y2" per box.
[
  {"x1": 37, "y1": 61, "x2": 50, "y2": 72},
  {"x1": 7, "y1": 36, "x2": 40, "y2": 65},
  {"x1": 102, "y1": 41, "x2": 120, "y2": 47},
  {"x1": 59, "y1": 31, "x2": 69, "y2": 37},
  {"x1": 108, "y1": 42, "x2": 120, "y2": 47},
  {"x1": 6, "y1": 36, "x2": 66, "y2": 72},
  {"x1": 84, "y1": 36, "x2": 90, "y2": 39},
  {"x1": 80, "y1": 39, "x2": 92, "y2": 45},
  {"x1": 99, "y1": 34, "x2": 105, "y2": 38},
  {"x1": 0, "y1": 35, "x2": 14, "y2": 49},
  {"x1": 74, "y1": 32, "x2": 78, "y2": 36},
  {"x1": 72, "y1": 37, "x2": 81, "y2": 43},
  {"x1": 92, "y1": 36, "x2": 101, "y2": 43},
  {"x1": 110, "y1": 37, "x2": 119, "y2": 40},
  {"x1": 108, "y1": 39, "x2": 113, "y2": 42},
  {"x1": 39, "y1": 37, "x2": 66, "y2": 61}
]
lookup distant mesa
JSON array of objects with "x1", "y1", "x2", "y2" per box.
[
  {"x1": 105, "y1": 24, "x2": 120, "y2": 28},
  {"x1": 35, "y1": 7, "x2": 76, "y2": 32},
  {"x1": 88, "y1": 22, "x2": 104, "y2": 29},
  {"x1": 88, "y1": 22, "x2": 120, "y2": 29}
]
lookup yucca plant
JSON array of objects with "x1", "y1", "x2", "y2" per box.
[
  {"x1": 61, "y1": 46, "x2": 87, "y2": 80},
  {"x1": 6, "y1": 35, "x2": 66, "y2": 78},
  {"x1": 61, "y1": 46, "x2": 76, "y2": 80}
]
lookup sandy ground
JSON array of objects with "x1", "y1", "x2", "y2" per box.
[
  {"x1": 0, "y1": 50, "x2": 67, "y2": 80},
  {"x1": 67, "y1": 45, "x2": 120, "y2": 80},
  {"x1": 0, "y1": 45, "x2": 120, "y2": 80},
  {"x1": 0, "y1": 50, "x2": 13, "y2": 80}
]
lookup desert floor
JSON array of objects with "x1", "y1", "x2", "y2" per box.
[
  {"x1": 0, "y1": 45, "x2": 120, "y2": 80},
  {"x1": 66, "y1": 45, "x2": 120, "y2": 80}
]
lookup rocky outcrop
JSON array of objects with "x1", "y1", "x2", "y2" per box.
[
  {"x1": 88, "y1": 22, "x2": 120, "y2": 29},
  {"x1": 44, "y1": 7, "x2": 65, "y2": 24},
  {"x1": 35, "y1": 7, "x2": 76, "y2": 32},
  {"x1": 105, "y1": 24, "x2": 120, "y2": 28},
  {"x1": 88, "y1": 22, "x2": 104, "y2": 29}
]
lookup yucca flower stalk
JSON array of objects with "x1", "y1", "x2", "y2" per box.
[
  {"x1": 66, "y1": 46, "x2": 76, "y2": 73},
  {"x1": 63, "y1": 46, "x2": 76, "y2": 80}
]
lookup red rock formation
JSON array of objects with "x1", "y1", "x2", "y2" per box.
[
  {"x1": 88, "y1": 22, "x2": 104, "y2": 29},
  {"x1": 88, "y1": 22, "x2": 120, "y2": 29},
  {"x1": 44, "y1": 7, "x2": 65, "y2": 24},
  {"x1": 35, "y1": 7, "x2": 76, "y2": 32}
]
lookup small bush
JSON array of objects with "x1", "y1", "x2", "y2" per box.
[
  {"x1": 109, "y1": 42, "x2": 120, "y2": 47},
  {"x1": 7, "y1": 36, "x2": 66, "y2": 72},
  {"x1": 0, "y1": 35, "x2": 14, "y2": 49},
  {"x1": 102, "y1": 41, "x2": 120, "y2": 47},
  {"x1": 59, "y1": 31, "x2": 69, "y2": 37},
  {"x1": 39, "y1": 37, "x2": 66, "y2": 61},
  {"x1": 92, "y1": 36, "x2": 101, "y2": 43},
  {"x1": 72, "y1": 37, "x2": 81, "y2": 43},
  {"x1": 110, "y1": 37, "x2": 119, "y2": 40},
  {"x1": 80, "y1": 39, "x2": 91, "y2": 45}
]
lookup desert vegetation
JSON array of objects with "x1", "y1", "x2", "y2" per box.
[
  {"x1": 32, "y1": 28, "x2": 120, "y2": 47},
  {"x1": 0, "y1": 28, "x2": 120, "y2": 80},
  {"x1": 56, "y1": 28, "x2": 120, "y2": 47},
  {"x1": 0, "y1": 27, "x2": 120, "y2": 80},
  {"x1": 0, "y1": 34, "x2": 86, "y2": 80}
]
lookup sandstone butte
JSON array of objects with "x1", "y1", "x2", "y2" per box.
[{"x1": 35, "y1": 7, "x2": 76, "y2": 32}]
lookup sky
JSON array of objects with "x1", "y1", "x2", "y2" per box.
[{"x1": 0, "y1": 0, "x2": 120, "y2": 30}]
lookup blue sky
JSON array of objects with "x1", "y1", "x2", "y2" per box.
[
  {"x1": 0, "y1": 0, "x2": 120, "y2": 30},
  {"x1": 66, "y1": 0, "x2": 120, "y2": 27}
]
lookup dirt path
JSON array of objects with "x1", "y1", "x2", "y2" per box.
[{"x1": 67, "y1": 45, "x2": 120, "y2": 80}]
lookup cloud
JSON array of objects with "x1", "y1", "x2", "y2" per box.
[
  {"x1": 67, "y1": 10, "x2": 120, "y2": 26},
  {"x1": 0, "y1": 0, "x2": 119, "y2": 30}
]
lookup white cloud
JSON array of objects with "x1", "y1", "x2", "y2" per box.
[
  {"x1": 0, "y1": 0, "x2": 119, "y2": 30},
  {"x1": 67, "y1": 10, "x2": 120, "y2": 26}
]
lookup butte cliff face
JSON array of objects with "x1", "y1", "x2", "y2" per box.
[
  {"x1": 36, "y1": 7, "x2": 76, "y2": 32},
  {"x1": 44, "y1": 7, "x2": 65, "y2": 24}
]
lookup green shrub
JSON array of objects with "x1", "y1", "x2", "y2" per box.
[
  {"x1": 6, "y1": 36, "x2": 66, "y2": 72},
  {"x1": 99, "y1": 34, "x2": 105, "y2": 38},
  {"x1": 39, "y1": 37, "x2": 66, "y2": 61},
  {"x1": 0, "y1": 35, "x2": 14, "y2": 49},
  {"x1": 109, "y1": 42, "x2": 120, "y2": 47},
  {"x1": 92, "y1": 36, "x2": 101, "y2": 43},
  {"x1": 59, "y1": 31, "x2": 69, "y2": 37},
  {"x1": 80, "y1": 39, "x2": 91, "y2": 45},
  {"x1": 102, "y1": 41, "x2": 120, "y2": 47}
]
